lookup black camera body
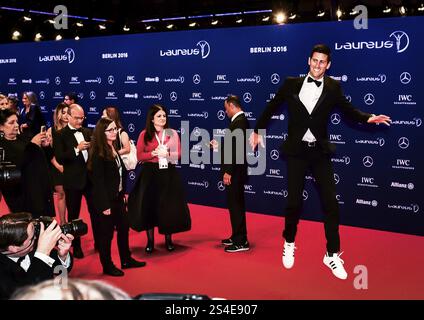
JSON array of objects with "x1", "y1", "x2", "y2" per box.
[
  {"x1": 0, "y1": 147, "x2": 21, "y2": 188},
  {"x1": 32, "y1": 216, "x2": 88, "y2": 238}
]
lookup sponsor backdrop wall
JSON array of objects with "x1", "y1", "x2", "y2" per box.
[{"x1": 1, "y1": 17, "x2": 422, "y2": 235}]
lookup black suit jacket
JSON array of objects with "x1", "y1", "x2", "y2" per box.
[
  {"x1": 54, "y1": 126, "x2": 92, "y2": 190},
  {"x1": 0, "y1": 250, "x2": 73, "y2": 300},
  {"x1": 221, "y1": 113, "x2": 250, "y2": 180},
  {"x1": 89, "y1": 153, "x2": 127, "y2": 213},
  {"x1": 255, "y1": 76, "x2": 372, "y2": 155}
]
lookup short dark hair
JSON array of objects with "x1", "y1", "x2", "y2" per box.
[
  {"x1": 0, "y1": 108, "x2": 18, "y2": 126},
  {"x1": 225, "y1": 95, "x2": 242, "y2": 108},
  {"x1": 0, "y1": 212, "x2": 32, "y2": 251},
  {"x1": 65, "y1": 92, "x2": 78, "y2": 103},
  {"x1": 310, "y1": 44, "x2": 331, "y2": 62}
]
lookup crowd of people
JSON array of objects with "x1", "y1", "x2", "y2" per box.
[{"x1": 0, "y1": 44, "x2": 392, "y2": 299}]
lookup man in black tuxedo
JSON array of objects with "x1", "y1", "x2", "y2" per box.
[
  {"x1": 250, "y1": 44, "x2": 391, "y2": 279},
  {"x1": 54, "y1": 104, "x2": 96, "y2": 258},
  {"x1": 212, "y1": 95, "x2": 250, "y2": 253},
  {"x1": 0, "y1": 212, "x2": 73, "y2": 300}
]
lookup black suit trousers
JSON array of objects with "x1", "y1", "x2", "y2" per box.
[
  {"x1": 97, "y1": 193, "x2": 131, "y2": 268},
  {"x1": 226, "y1": 172, "x2": 247, "y2": 245},
  {"x1": 283, "y1": 146, "x2": 340, "y2": 253}
]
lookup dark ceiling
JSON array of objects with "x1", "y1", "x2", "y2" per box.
[{"x1": 0, "y1": 0, "x2": 422, "y2": 43}]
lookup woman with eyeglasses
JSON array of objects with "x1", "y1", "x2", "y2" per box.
[
  {"x1": 88, "y1": 117, "x2": 146, "y2": 277},
  {"x1": 128, "y1": 104, "x2": 191, "y2": 254},
  {"x1": 0, "y1": 108, "x2": 54, "y2": 218},
  {"x1": 46, "y1": 103, "x2": 69, "y2": 225}
]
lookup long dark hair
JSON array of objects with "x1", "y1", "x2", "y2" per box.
[
  {"x1": 88, "y1": 117, "x2": 114, "y2": 170},
  {"x1": 103, "y1": 106, "x2": 123, "y2": 129},
  {"x1": 144, "y1": 104, "x2": 169, "y2": 144}
]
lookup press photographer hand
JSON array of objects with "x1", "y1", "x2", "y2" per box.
[
  {"x1": 35, "y1": 220, "x2": 63, "y2": 256},
  {"x1": 57, "y1": 233, "x2": 74, "y2": 261}
]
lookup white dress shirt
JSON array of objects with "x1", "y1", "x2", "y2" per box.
[
  {"x1": 298, "y1": 74, "x2": 324, "y2": 142},
  {"x1": 9, "y1": 252, "x2": 71, "y2": 272}
]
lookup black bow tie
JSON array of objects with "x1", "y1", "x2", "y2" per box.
[
  {"x1": 17, "y1": 255, "x2": 26, "y2": 264},
  {"x1": 70, "y1": 128, "x2": 82, "y2": 133},
  {"x1": 307, "y1": 76, "x2": 322, "y2": 87}
]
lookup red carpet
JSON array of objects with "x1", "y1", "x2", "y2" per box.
[{"x1": 1, "y1": 200, "x2": 424, "y2": 299}]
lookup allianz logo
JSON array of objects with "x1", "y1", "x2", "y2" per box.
[
  {"x1": 124, "y1": 93, "x2": 138, "y2": 99},
  {"x1": 187, "y1": 181, "x2": 209, "y2": 188},
  {"x1": 145, "y1": 77, "x2": 160, "y2": 82},
  {"x1": 22, "y1": 79, "x2": 32, "y2": 84},
  {"x1": 35, "y1": 79, "x2": 50, "y2": 84},
  {"x1": 187, "y1": 112, "x2": 208, "y2": 118},
  {"x1": 335, "y1": 31, "x2": 409, "y2": 53},
  {"x1": 85, "y1": 77, "x2": 102, "y2": 84},
  {"x1": 390, "y1": 182, "x2": 414, "y2": 190},
  {"x1": 211, "y1": 96, "x2": 227, "y2": 100},
  {"x1": 263, "y1": 189, "x2": 288, "y2": 197},
  {"x1": 356, "y1": 74, "x2": 386, "y2": 83},
  {"x1": 356, "y1": 199, "x2": 378, "y2": 207},
  {"x1": 330, "y1": 75, "x2": 348, "y2": 82},
  {"x1": 237, "y1": 75, "x2": 261, "y2": 83},
  {"x1": 164, "y1": 76, "x2": 185, "y2": 83},
  {"x1": 387, "y1": 203, "x2": 419, "y2": 213},
  {"x1": 160, "y1": 40, "x2": 210, "y2": 59},
  {"x1": 189, "y1": 163, "x2": 205, "y2": 170},
  {"x1": 392, "y1": 118, "x2": 422, "y2": 127},
  {"x1": 331, "y1": 156, "x2": 351, "y2": 165},
  {"x1": 39, "y1": 48, "x2": 76, "y2": 63},
  {"x1": 354, "y1": 137, "x2": 385, "y2": 146},
  {"x1": 271, "y1": 114, "x2": 285, "y2": 121},
  {"x1": 265, "y1": 133, "x2": 288, "y2": 140}
]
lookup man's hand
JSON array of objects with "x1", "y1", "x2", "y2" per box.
[
  {"x1": 77, "y1": 141, "x2": 90, "y2": 151},
  {"x1": 57, "y1": 234, "x2": 74, "y2": 260},
  {"x1": 36, "y1": 220, "x2": 63, "y2": 256},
  {"x1": 223, "y1": 173, "x2": 232, "y2": 186},
  {"x1": 103, "y1": 208, "x2": 111, "y2": 215},
  {"x1": 367, "y1": 114, "x2": 392, "y2": 126},
  {"x1": 209, "y1": 140, "x2": 219, "y2": 151},
  {"x1": 249, "y1": 132, "x2": 264, "y2": 150}
]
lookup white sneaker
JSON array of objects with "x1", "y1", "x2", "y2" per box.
[
  {"x1": 282, "y1": 241, "x2": 296, "y2": 269},
  {"x1": 323, "y1": 252, "x2": 348, "y2": 280}
]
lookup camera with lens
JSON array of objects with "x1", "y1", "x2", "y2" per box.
[
  {"x1": 32, "y1": 216, "x2": 88, "y2": 238},
  {"x1": 0, "y1": 147, "x2": 21, "y2": 188}
]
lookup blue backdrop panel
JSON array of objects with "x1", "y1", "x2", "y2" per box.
[{"x1": 1, "y1": 17, "x2": 422, "y2": 235}]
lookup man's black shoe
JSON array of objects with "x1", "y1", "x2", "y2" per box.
[
  {"x1": 221, "y1": 238, "x2": 233, "y2": 246},
  {"x1": 103, "y1": 265, "x2": 124, "y2": 277},
  {"x1": 121, "y1": 257, "x2": 147, "y2": 269},
  {"x1": 73, "y1": 246, "x2": 84, "y2": 259},
  {"x1": 224, "y1": 241, "x2": 250, "y2": 253}
]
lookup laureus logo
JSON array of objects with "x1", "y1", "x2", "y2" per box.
[{"x1": 160, "y1": 40, "x2": 210, "y2": 59}]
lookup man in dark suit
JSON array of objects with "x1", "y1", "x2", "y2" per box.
[
  {"x1": 54, "y1": 104, "x2": 96, "y2": 258},
  {"x1": 0, "y1": 212, "x2": 73, "y2": 299},
  {"x1": 250, "y1": 44, "x2": 391, "y2": 279},
  {"x1": 212, "y1": 95, "x2": 250, "y2": 253}
]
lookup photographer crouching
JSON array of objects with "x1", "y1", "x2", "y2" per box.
[{"x1": 0, "y1": 212, "x2": 75, "y2": 299}]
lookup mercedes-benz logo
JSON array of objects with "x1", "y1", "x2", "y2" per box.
[
  {"x1": 217, "y1": 110, "x2": 226, "y2": 120},
  {"x1": 364, "y1": 93, "x2": 375, "y2": 105},
  {"x1": 108, "y1": 75, "x2": 115, "y2": 85},
  {"x1": 193, "y1": 74, "x2": 201, "y2": 84},
  {"x1": 270, "y1": 149, "x2": 279, "y2": 160},
  {"x1": 55, "y1": 77, "x2": 61, "y2": 85},
  {"x1": 302, "y1": 190, "x2": 308, "y2": 200},
  {"x1": 243, "y1": 92, "x2": 252, "y2": 103},
  {"x1": 193, "y1": 127, "x2": 201, "y2": 137},
  {"x1": 363, "y1": 156, "x2": 374, "y2": 168},
  {"x1": 170, "y1": 91, "x2": 177, "y2": 101},
  {"x1": 271, "y1": 73, "x2": 280, "y2": 84},
  {"x1": 400, "y1": 72, "x2": 411, "y2": 84},
  {"x1": 331, "y1": 113, "x2": 341, "y2": 125},
  {"x1": 334, "y1": 173, "x2": 340, "y2": 184},
  {"x1": 89, "y1": 91, "x2": 96, "y2": 100},
  {"x1": 217, "y1": 181, "x2": 225, "y2": 191},
  {"x1": 129, "y1": 171, "x2": 136, "y2": 180},
  {"x1": 39, "y1": 91, "x2": 45, "y2": 100},
  {"x1": 398, "y1": 137, "x2": 409, "y2": 149},
  {"x1": 128, "y1": 123, "x2": 135, "y2": 133}
]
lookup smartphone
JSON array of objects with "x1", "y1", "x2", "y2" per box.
[{"x1": 40, "y1": 125, "x2": 46, "y2": 133}]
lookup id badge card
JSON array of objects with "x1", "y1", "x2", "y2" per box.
[{"x1": 159, "y1": 157, "x2": 168, "y2": 169}]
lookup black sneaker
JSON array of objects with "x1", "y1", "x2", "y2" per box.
[
  {"x1": 224, "y1": 241, "x2": 250, "y2": 253},
  {"x1": 221, "y1": 238, "x2": 233, "y2": 246}
]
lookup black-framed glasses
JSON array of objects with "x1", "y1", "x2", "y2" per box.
[{"x1": 105, "y1": 127, "x2": 118, "y2": 133}]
